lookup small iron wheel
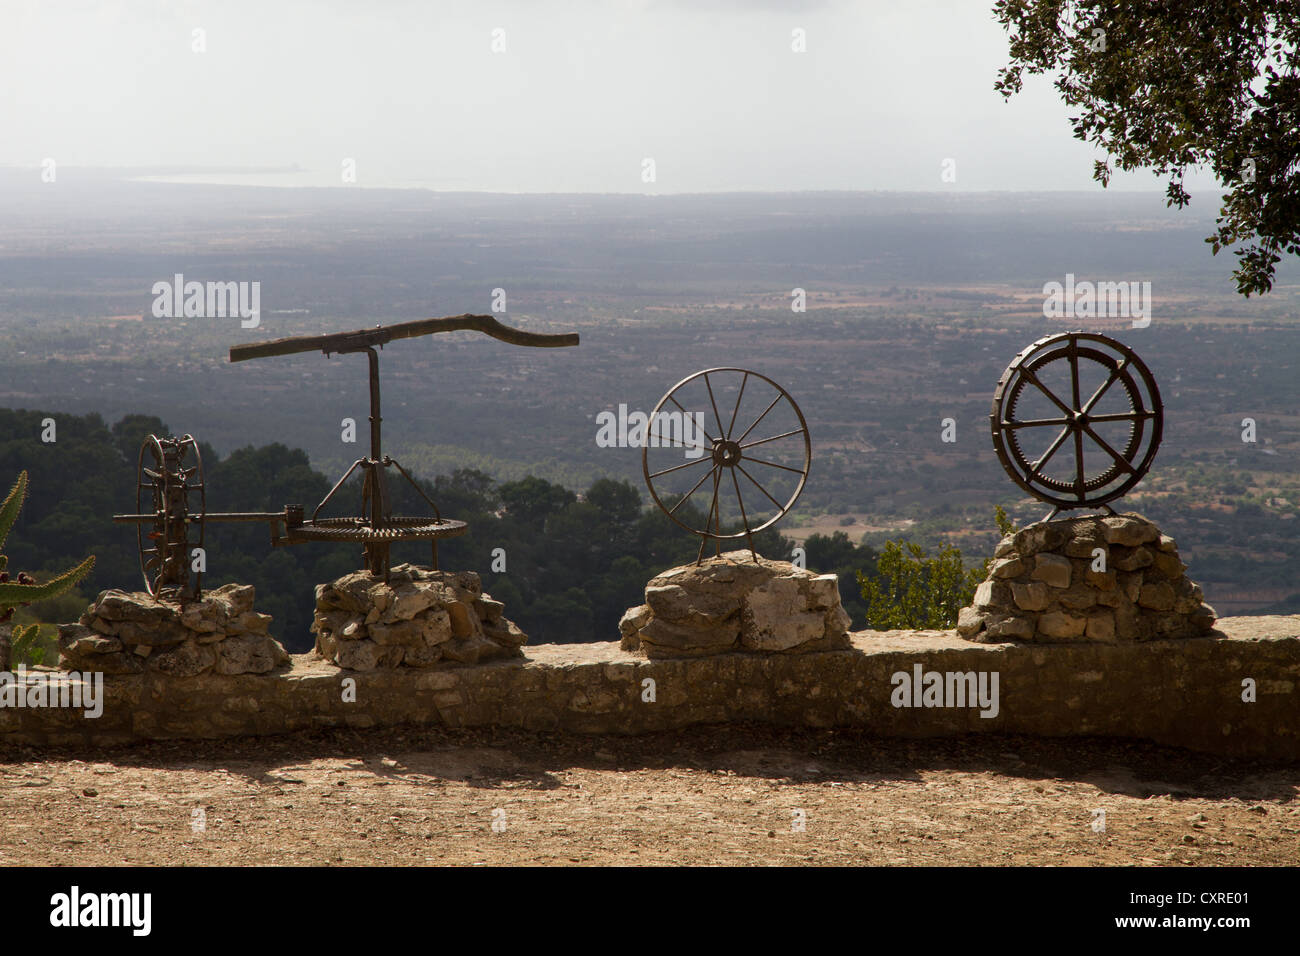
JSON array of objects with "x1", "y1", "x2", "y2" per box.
[{"x1": 643, "y1": 367, "x2": 810, "y2": 558}]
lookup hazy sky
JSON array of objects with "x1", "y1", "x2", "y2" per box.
[{"x1": 2, "y1": 0, "x2": 1221, "y2": 193}]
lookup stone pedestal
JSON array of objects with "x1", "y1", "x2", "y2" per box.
[
  {"x1": 957, "y1": 513, "x2": 1217, "y2": 644},
  {"x1": 620, "y1": 551, "x2": 852, "y2": 659},
  {"x1": 311, "y1": 563, "x2": 526, "y2": 670},
  {"x1": 59, "y1": 583, "x2": 290, "y2": 676}
]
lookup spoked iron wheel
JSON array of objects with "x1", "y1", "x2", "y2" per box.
[
  {"x1": 136, "y1": 434, "x2": 206, "y2": 599},
  {"x1": 990, "y1": 332, "x2": 1162, "y2": 519},
  {"x1": 643, "y1": 367, "x2": 810, "y2": 562}
]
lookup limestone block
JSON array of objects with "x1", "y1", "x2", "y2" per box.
[
  {"x1": 147, "y1": 640, "x2": 217, "y2": 678},
  {"x1": 1058, "y1": 584, "x2": 1098, "y2": 611},
  {"x1": 619, "y1": 604, "x2": 651, "y2": 651},
  {"x1": 1031, "y1": 554, "x2": 1072, "y2": 589},
  {"x1": 1138, "y1": 581, "x2": 1175, "y2": 611},
  {"x1": 982, "y1": 613, "x2": 1035, "y2": 642},
  {"x1": 1037, "y1": 610, "x2": 1087, "y2": 640},
  {"x1": 742, "y1": 579, "x2": 826, "y2": 651},
  {"x1": 1113, "y1": 547, "x2": 1155, "y2": 572},
  {"x1": 1085, "y1": 609, "x2": 1116, "y2": 642},
  {"x1": 1102, "y1": 515, "x2": 1159, "y2": 547},
  {"x1": 1011, "y1": 582, "x2": 1051, "y2": 612},
  {"x1": 990, "y1": 556, "x2": 1026, "y2": 579},
  {"x1": 627, "y1": 552, "x2": 851, "y2": 659}
]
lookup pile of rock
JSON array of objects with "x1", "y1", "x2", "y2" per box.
[
  {"x1": 58, "y1": 584, "x2": 290, "y2": 676},
  {"x1": 620, "y1": 551, "x2": 852, "y2": 659},
  {"x1": 957, "y1": 513, "x2": 1217, "y2": 644},
  {"x1": 311, "y1": 564, "x2": 526, "y2": 670}
]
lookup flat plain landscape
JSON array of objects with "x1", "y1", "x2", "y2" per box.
[{"x1": 2, "y1": 176, "x2": 1296, "y2": 621}]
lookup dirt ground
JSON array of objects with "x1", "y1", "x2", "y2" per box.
[{"x1": 1, "y1": 726, "x2": 1297, "y2": 866}]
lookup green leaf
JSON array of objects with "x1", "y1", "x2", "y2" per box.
[
  {"x1": 0, "y1": 471, "x2": 28, "y2": 552},
  {"x1": 0, "y1": 555, "x2": 95, "y2": 610},
  {"x1": 9, "y1": 624, "x2": 45, "y2": 667}
]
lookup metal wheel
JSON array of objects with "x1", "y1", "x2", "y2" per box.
[
  {"x1": 990, "y1": 332, "x2": 1162, "y2": 517},
  {"x1": 643, "y1": 367, "x2": 810, "y2": 561},
  {"x1": 135, "y1": 434, "x2": 206, "y2": 599}
]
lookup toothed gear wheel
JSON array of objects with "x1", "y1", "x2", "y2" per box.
[{"x1": 990, "y1": 332, "x2": 1162, "y2": 511}]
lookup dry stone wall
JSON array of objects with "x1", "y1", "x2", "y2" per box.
[
  {"x1": 58, "y1": 584, "x2": 289, "y2": 677},
  {"x1": 311, "y1": 564, "x2": 526, "y2": 670},
  {"x1": 3, "y1": 617, "x2": 1298, "y2": 759},
  {"x1": 958, "y1": 514, "x2": 1216, "y2": 644}
]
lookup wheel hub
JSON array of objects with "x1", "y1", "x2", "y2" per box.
[{"x1": 713, "y1": 439, "x2": 743, "y2": 467}]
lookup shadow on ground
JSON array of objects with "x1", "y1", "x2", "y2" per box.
[{"x1": 3, "y1": 723, "x2": 1296, "y2": 803}]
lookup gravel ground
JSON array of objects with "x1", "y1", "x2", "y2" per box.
[{"x1": 1, "y1": 726, "x2": 1297, "y2": 866}]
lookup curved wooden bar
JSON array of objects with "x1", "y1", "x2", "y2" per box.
[{"x1": 229, "y1": 313, "x2": 580, "y2": 362}]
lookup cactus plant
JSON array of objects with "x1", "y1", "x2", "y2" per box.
[{"x1": 0, "y1": 471, "x2": 95, "y2": 665}]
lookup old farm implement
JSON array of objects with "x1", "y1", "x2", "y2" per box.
[
  {"x1": 990, "y1": 331, "x2": 1162, "y2": 521},
  {"x1": 642, "y1": 367, "x2": 811, "y2": 563},
  {"x1": 113, "y1": 314, "x2": 579, "y2": 600}
]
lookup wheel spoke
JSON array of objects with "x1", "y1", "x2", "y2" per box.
[
  {"x1": 734, "y1": 393, "x2": 783, "y2": 444},
  {"x1": 666, "y1": 394, "x2": 717, "y2": 445},
  {"x1": 702, "y1": 371, "x2": 726, "y2": 443},
  {"x1": 1069, "y1": 339, "x2": 1082, "y2": 411},
  {"x1": 647, "y1": 409, "x2": 710, "y2": 450},
  {"x1": 649, "y1": 456, "x2": 713, "y2": 480},
  {"x1": 1020, "y1": 368, "x2": 1076, "y2": 418},
  {"x1": 1073, "y1": 424, "x2": 1086, "y2": 500},
  {"x1": 725, "y1": 371, "x2": 749, "y2": 439},
  {"x1": 1027, "y1": 425, "x2": 1072, "y2": 478},
  {"x1": 739, "y1": 428, "x2": 804, "y2": 450},
  {"x1": 745, "y1": 455, "x2": 806, "y2": 476},
  {"x1": 730, "y1": 466, "x2": 751, "y2": 537},
  {"x1": 1080, "y1": 358, "x2": 1129, "y2": 414},
  {"x1": 736, "y1": 463, "x2": 784, "y2": 511},
  {"x1": 1081, "y1": 424, "x2": 1137, "y2": 475},
  {"x1": 1001, "y1": 418, "x2": 1071, "y2": 429},
  {"x1": 645, "y1": 434, "x2": 706, "y2": 450},
  {"x1": 703, "y1": 466, "x2": 722, "y2": 536},
  {"x1": 667, "y1": 463, "x2": 718, "y2": 516},
  {"x1": 1087, "y1": 410, "x2": 1155, "y2": 423}
]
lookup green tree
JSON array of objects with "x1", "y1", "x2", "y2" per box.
[
  {"x1": 498, "y1": 476, "x2": 576, "y2": 530},
  {"x1": 858, "y1": 540, "x2": 983, "y2": 630},
  {"x1": 858, "y1": 508, "x2": 1017, "y2": 630},
  {"x1": 994, "y1": 0, "x2": 1300, "y2": 295}
]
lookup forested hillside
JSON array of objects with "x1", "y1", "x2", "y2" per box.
[{"x1": 0, "y1": 408, "x2": 880, "y2": 651}]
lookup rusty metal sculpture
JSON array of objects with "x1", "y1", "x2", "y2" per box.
[
  {"x1": 990, "y1": 331, "x2": 1162, "y2": 521},
  {"x1": 643, "y1": 367, "x2": 810, "y2": 563},
  {"x1": 115, "y1": 314, "x2": 578, "y2": 600}
]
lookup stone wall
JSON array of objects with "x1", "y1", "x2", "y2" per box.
[
  {"x1": 4, "y1": 616, "x2": 1298, "y2": 760},
  {"x1": 958, "y1": 514, "x2": 1216, "y2": 644},
  {"x1": 312, "y1": 565, "x2": 526, "y2": 670},
  {"x1": 58, "y1": 585, "x2": 289, "y2": 677}
]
